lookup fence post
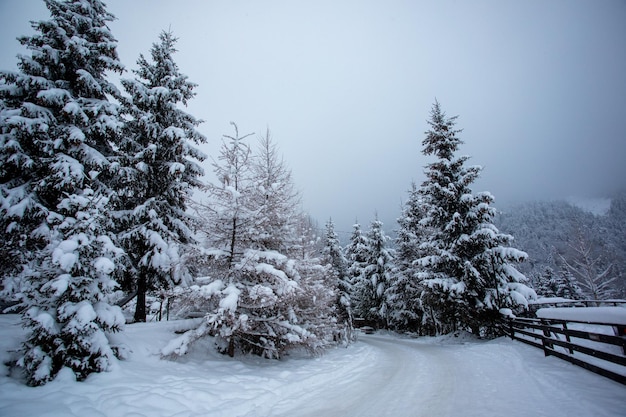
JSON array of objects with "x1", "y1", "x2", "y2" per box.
[
  {"x1": 541, "y1": 334, "x2": 550, "y2": 357},
  {"x1": 541, "y1": 320, "x2": 553, "y2": 356},
  {"x1": 562, "y1": 322, "x2": 573, "y2": 354},
  {"x1": 614, "y1": 325, "x2": 626, "y2": 355}
]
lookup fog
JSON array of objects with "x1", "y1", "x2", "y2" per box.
[{"x1": 1, "y1": 0, "x2": 625, "y2": 234}]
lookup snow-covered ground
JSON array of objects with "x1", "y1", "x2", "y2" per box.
[{"x1": 1, "y1": 315, "x2": 624, "y2": 417}]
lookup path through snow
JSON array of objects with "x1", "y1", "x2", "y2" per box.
[{"x1": 270, "y1": 334, "x2": 625, "y2": 417}]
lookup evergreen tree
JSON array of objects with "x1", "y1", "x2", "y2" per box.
[
  {"x1": 18, "y1": 192, "x2": 125, "y2": 385},
  {"x1": 0, "y1": 0, "x2": 126, "y2": 384},
  {"x1": 322, "y1": 219, "x2": 348, "y2": 279},
  {"x1": 322, "y1": 218, "x2": 354, "y2": 343},
  {"x1": 555, "y1": 266, "x2": 584, "y2": 300},
  {"x1": 1, "y1": 0, "x2": 123, "y2": 286},
  {"x1": 533, "y1": 266, "x2": 558, "y2": 298},
  {"x1": 345, "y1": 222, "x2": 368, "y2": 291},
  {"x1": 352, "y1": 217, "x2": 394, "y2": 328},
  {"x1": 387, "y1": 182, "x2": 431, "y2": 333},
  {"x1": 533, "y1": 265, "x2": 584, "y2": 300},
  {"x1": 118, "y1": 30, "x2": 206, "y2": 322},
  {"x1": 417, "y1": 101, "x2": 534, "y2": 336}
]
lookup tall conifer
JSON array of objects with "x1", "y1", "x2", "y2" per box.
[
  {"x1": 418, "y1": 101, "x2": 534, "y2": 336},
  {"x1": 0, "y1": 0, "x2": 126, "y2": 384},
  {"x1": 118, "y1": 31, "x2": 206, "y2": 322}
]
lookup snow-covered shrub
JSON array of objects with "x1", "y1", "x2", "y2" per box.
[
  {"x1": 163, "y1": 250, "x2": 332, "y2": 359},
  {"x1": 171, "y1": 128, "x2": 342, "y2": 360}
]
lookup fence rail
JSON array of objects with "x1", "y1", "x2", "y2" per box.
[{"x1": 501, "y1": 316, "x2": 626, "y2": 385}]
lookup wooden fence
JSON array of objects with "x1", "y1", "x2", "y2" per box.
[{"x1": 501, "y1": 316, "x2": 626, "y2": 385}]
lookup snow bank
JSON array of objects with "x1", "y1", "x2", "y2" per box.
[
  {"x1": 1, "y1": 315, "x2": 624, "y2": 417},
  {"x1": 536, "y1": 306, "x2": 626, "y2": 325}
]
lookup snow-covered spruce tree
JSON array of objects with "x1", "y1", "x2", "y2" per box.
[
  {"x1": 0, "y1": 0, "x2": 124, "y2": 287},
  {"x1": 345, "y1": 222, "x2": 368, "y2": 290},
  {"x1": 0, "y1": 0, "x2": 126, "y2": 384},
  {"x1": 18, "y1": 192, "x2": 125, "y2": 386},
  {"x1": 555, "y1": 265, "x2": 584, "y2": 300},
  {"x1": 167, "y1": 129, "x2": 336, "y2": 359},
  {"x1": 533, "y1": 266, "x2": 558, "y2": 298},
  {"x1": 117, "y1": 30, "x2": 206, "y2": 322},
  {"x1": 322, "y1": 218, "x2": 355, "y2": 343},
  {"x1": 533, "y1": 264, "x2": 583, "y2": 300},
  {"x1": 352, "y1": 217, "x2": 394, "y2": 329},
  {"x1": 417, "y1": 101, "x2": 534, "y2": 336},
  {"x1": 387, "y1": 182, "x2": 432, "y2": 333}
]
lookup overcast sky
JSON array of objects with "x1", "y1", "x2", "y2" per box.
[{"x1": 1, "y1": 0, "x2": 625, "y2": 235}]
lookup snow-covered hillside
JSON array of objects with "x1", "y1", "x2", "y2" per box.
[{"x1": 1, "y1": 315, "x2": 624, "y2": 417}]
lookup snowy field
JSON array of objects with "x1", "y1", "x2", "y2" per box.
[{"x1": 1, "y1": 314, "x2": 624, "y2": 417}]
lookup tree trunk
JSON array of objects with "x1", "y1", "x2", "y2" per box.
[
  {"x1": 227, "y1": 336, "x2": 235, "y2": 357},
  {"x1": 471, "y1": 324, "x2": 481, "y2": 338},
  {"x1": 228, "y1": 217, "x2": 237, "y2": 268},
  {"x1": 134, "y1": 272, "x2": 147, "y2": 322}
]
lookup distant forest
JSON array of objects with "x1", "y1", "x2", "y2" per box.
[{"x1": 495, "y1": 191, "x2": 626, "y2": 298}]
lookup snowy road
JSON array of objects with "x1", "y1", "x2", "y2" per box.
[
  {"x1": 269, "y1": 333, "x2": 625, "y2": 417},
  {"x1": 271, "y1": 335, "x2": 457, "y2": 417}
]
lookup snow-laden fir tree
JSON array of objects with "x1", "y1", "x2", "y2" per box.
[
  {"x1": 0, "y1": 0, "x2": 126, "y2": 384},
  {"x1": 168, "y1": 128, "x2": 337, "y2": 358},
  {"x1": 118, "y1": 30, "x2": 206, "y2": 322},
  {"x1": 417, "y1": 101, "x2": 535, "y2": 336},
  {"x1": 534, "y1": 265, "x2": 584, "y2": 300},
  {"x1": 17, "y1": 192, "x2": 125, "y2": 386},
  {"x1": 555, "y1": 265, "x2": 584, "y2": 300},
  {"x1": 387, "y1": 182, "x2": 432, "y2": 333},
  {"x1": 345, "y1": 222, "x2": 368, "y2": 292},
  {"x1": 0, "y1": 0, "x2": 123, "y2": 288},
  {"x1": 533, "y1": 266, "x2": 559, "y2": 298},
  {"x1": 322, "y1": 218, "x2": 355, "y2": 343},
  {"x1": 352, "y1": 217, "x2": 394, "y2": 329}
]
